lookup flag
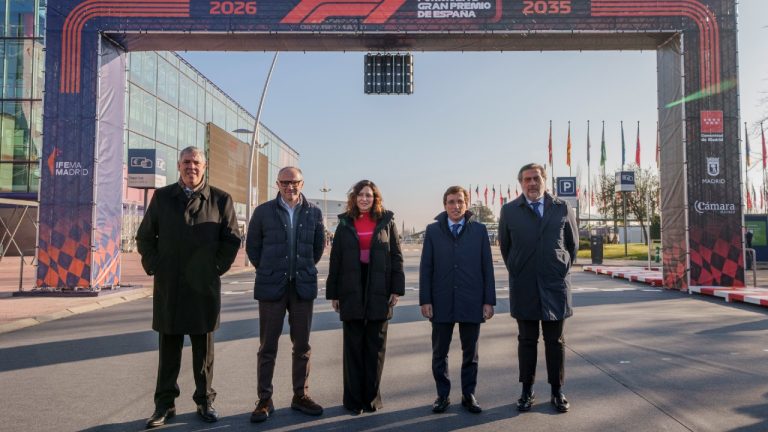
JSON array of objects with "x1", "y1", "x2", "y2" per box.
[
  {"x1": 746, "y1": 183, "x2": 753, "y2": 210},
  {"x1": 515, "y1": 186, "x2": 519, "y2": 196},
  {"x1": 635, "y1": 121, "x2": 641, "y2": 166},
  {"x1": 655, "y1": 121, "x2": 660, "y2": 168},
  {"x1": 621, "y1": 121, "x2": 626, "y2": 167},
  {"x1": 761, "y1": 121, "x2": 766, "y2": 170},
  {"x1": 566, "y1": 121, "x2": 572, "y2": 168},
  {"x1": 586, "y1": 120, "x2": 591, "y2": 169},
  {"x1": 548, "y1": 121, "x2": 553, "y2": 167},
  {"x1": 491, "y1": 185, "x2": 496, "y2": 204},
  {"x1": 475, "y1": 185, "x2": 479, "y2": 204},
  {"x1": 484, "y1": 185, "x2": 488, "y2": 206},
  {"x1": 499, "y1": 187, "x2": 503, "y2": 206},
  {"x1": 591, "y1": 190, "x2": 595, "y2": 207},
  {"x1": 468, "y1": 184, "x2": 472, "y2": 205},
  {"x1": 600, "y1": 121, "x2": 606, "y2": 168},
  {"x1": 745, "y1": 122, "x2": 751, "y2": 167},
  {"x1": 507, "y1": 184, "x2": 511, "y2": 200}
]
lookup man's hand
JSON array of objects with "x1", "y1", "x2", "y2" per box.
[
  {"x1": 331, "y1": 300, "x2": 339, "y2": 313},
  {"x1": 421, "y1": 304, "x2": 433, "y2": 319},
  {"x1": 389, "y1": 294, "x2": 399, "y2": 307},
  {"x1": 483, "y1": 304, "x2": 494, "y2": 320}
]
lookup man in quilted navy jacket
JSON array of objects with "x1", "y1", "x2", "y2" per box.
[{"x1": 246, "y1": 166, "x2": 326, "y2": 423}]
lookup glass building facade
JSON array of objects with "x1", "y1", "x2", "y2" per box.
[
  {"x1": 1, "y1": 2, "x2": 298, "y2": 252},
  {"x1": 125, "y1": 50, "x2": 298, "y2": 200},
  {"x1": 0, "y1": 1, "x2": 298, "y2": 203},
  {"x1": 0, "y1": 0, "x2": 45, "y2": 198}
]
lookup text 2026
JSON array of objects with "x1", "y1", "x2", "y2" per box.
[{"x1": 210, "y1": 1, "x2": 257, "y2": 15}]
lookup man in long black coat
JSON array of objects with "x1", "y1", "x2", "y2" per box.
[
  {"x1": 420, "y1": 186, "x2": 495, "y2": 414},
  {"x1": 137, "y1": 146, "x2": 241, "y2": 428},
  {"x1": 498, "y1": 163, "x2": 578, "y2": 414}
]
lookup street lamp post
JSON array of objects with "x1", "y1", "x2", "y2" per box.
[
  {"x1": 319, "y1": 181, "x2": 331, "y2": 233},
  {"x1": 234, "y1": 52, "x2": 279, "y2": 266}
]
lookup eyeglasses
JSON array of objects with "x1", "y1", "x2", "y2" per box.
[{"x1": 278, "y1": 180, "x2": 303, "y2": 187}]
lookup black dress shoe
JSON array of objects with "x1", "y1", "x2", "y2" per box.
[
  {"x1": 461, "y1": 394, "x2": 482, "y2": 413},
  {"x1": 196, "y1": 403, "x2": 219, "y2": 422},
  {"x1": 551, "y1": 393, "x2": 570, "y2": 413},
  {"x1": 146, "y1": 406, "x2": 175, "y2": 429},
  {"x1": 432, "y1": 396, "x2": 451, "y2": 413},
  {"x1": 517, "y1": 391, "x2": 535, "y2": 412}
]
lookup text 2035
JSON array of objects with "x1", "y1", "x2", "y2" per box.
[
  {"x1": 522, "y1": 0, "x2": 572, "y2": 14},
  {"x1": 210, "y1": 1, "x2": 257, "y2": 15}
]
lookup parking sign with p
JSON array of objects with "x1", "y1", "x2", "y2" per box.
[{"x1": 557, "y1": 177, "x2": 577, "y2": 197}]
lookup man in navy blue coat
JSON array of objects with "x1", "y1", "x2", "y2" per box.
[
  {"x1": 419, "y1": 185, "x2": 496, "y2": 414},
  {"x1": 498, "y1": 163, "x2": 578, "y2": 414}
]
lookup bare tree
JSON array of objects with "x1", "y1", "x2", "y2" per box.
[
  {"x1": 468, "y1": 203, "x2": 497, "y2": 224},
  {"x1": 596, "y1": 166, "x2": 660, "y2": 244}
]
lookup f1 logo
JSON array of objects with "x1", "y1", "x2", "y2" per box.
[{"x1": 557, "y1": 177, "x2": 577, "y2": 197}]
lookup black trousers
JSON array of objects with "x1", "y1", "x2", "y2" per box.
[
  {"x1": 431, "y1": 322, "x2": 481, "y2": 398},
  {"x1": 516, "y1": 319, "x2": 565, "y2": 388},
  {"x1": 257, "y1": 283, "x2": 314, "y2": 400},
  {"x1": 342, "y1": 319, "x2": 388, "y2": 411},
  {"x1": 154, "y1": 332, "x2": 215, "y2": 409}
]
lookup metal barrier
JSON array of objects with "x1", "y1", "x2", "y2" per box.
[{"x1": 0, "y1": 198, "x2": 39, "y2": 264}]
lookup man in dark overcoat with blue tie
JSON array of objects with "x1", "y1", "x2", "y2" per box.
[
  {"x1": 420, "y1": 185, "x2": 496, "y2": 414},
  {"x1": 498, "y1": 163, "x2": 578, "y2": 413}
]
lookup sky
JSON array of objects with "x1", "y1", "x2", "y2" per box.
[{"x1": 180, "y1": 1, "x2": 768, "y2": 232}]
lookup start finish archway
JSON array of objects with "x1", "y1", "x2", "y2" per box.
[{"x1": 42, "y1": 0, "x2": 742, "y2": 290}]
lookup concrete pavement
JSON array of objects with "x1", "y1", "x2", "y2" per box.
[
  {"x1": 1, "y1": 263, "x2": 766, "y2": 431},
  {"x1": 3, "y1": 247, "x2": 768, "y2": 334}
]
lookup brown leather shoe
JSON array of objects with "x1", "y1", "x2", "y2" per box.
[
  {"x1": 291, "y1": 394, "x2": 323, "y2": 416},
  {"x1": 250, "y1": 399, "x2": 274, "y2": 423}
]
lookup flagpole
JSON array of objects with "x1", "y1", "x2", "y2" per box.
[
  {"x1": 566, "y1": 120, "x2": 572, "y2": 177},
  {"x1": 745, "y1": 122, "x2": 750, "y2": 214},
  {"x1": 762, "y1": 121, "x2": 766, "y2": 211},
  {"x1": 656, "y1": 121, "x2": 660, "y2": 171},
  {"x1": 600, "y1": 120, "x2": 606, "y2": 178},
  {"x1": 549, "y1": 120, "x2": 555, "y2": 193},
  {"x1": 621, "y1": 120, "x2": 626, "y2": 170},
  {"x1": 636, "y1": 120, "x2": 641, "y2": 167},
  {"x1": 587, "y1": 120, "x2": 591, "y2": 232}
]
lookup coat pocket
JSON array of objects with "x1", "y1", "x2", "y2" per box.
[{"x1": 553, "y1": 249, "x2": 570, "y2": 277}]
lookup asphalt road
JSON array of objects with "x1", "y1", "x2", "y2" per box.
[{"x1": 1, "y1": 248, "x2": 767, "y2": 432}]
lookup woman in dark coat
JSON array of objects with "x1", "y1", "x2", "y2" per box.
[{"x1": 326, "y1": 179, "x2": 405, "y2": 415}]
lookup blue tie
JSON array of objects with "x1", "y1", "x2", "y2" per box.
[
  {"x1": 530, "y1": 202, "x2": 542, "y2": 218},
  {"x1": 451, "y1": 223, "x2": 460, "y2": 238}
]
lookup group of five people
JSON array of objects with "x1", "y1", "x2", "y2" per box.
[{"x1": 137, "y1": 146, "x2": 578, "y2": 428}]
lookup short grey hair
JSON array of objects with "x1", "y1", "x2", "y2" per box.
[
  {"x1": 517, "y1": 163, "x2": 547, "y2": 182},
  {"x1": 179, "y1": 146, "x2": 206, "y2": 163},
  {"x1": 278, "y1": 166, "x2": 303, "y2": 178}
]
